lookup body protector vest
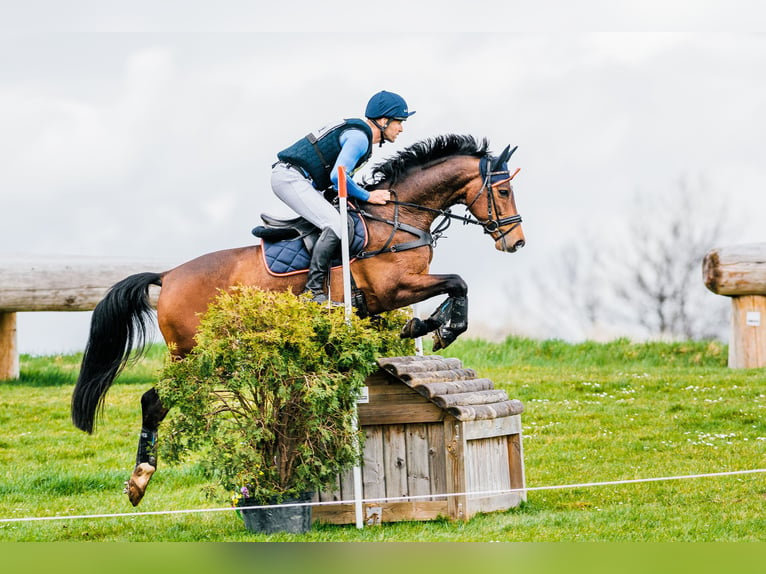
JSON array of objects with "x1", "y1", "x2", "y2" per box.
[{"x1": 277, "y1": 118, "x2": 373, "y2": 190}]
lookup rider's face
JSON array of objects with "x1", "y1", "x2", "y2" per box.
[{"x1": 383, "y1": 119, "x2": 404, "y2": 142}]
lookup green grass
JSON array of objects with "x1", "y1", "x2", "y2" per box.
[{"x1": 1, "y1": 337, "x2": 765, "y2": 541}]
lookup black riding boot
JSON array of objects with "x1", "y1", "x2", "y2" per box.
[{"x1": 302, "y1": 227, "x2": 341, "y2": 303}]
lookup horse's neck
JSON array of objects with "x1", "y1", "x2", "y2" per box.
[{"x1": 393, "y1": 158, "x2": 475, "y2": 214}]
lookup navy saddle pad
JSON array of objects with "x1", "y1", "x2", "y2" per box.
[{"x1": 260, "y1": 210, "x2": 367, "y2": 275}]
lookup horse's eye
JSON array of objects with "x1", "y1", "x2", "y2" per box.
[{"x1": 498, "y1": 187, "x2": 510, "y2": 197}]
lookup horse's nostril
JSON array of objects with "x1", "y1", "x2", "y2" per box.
[{"x1": 514, "y1": 240, "x2": 526, "y2": 251}]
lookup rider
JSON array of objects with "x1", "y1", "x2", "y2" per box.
[{"x1": 271, "y1": 90, "x2": 415, "y2": 303}]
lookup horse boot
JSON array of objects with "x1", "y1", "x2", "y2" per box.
[{"x1": 302, "y1": 227, "x2": 341, "y2": 304}]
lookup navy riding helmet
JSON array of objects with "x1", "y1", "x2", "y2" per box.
[{"x1": 365, "y1": 91, "x2": 416, "y2": 120}]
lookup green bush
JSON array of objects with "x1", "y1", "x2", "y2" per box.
[{"x1": 156, "y1": 287, "x2": 414, "y2": 503}]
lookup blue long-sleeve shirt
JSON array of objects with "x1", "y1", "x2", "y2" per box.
[{"x1": 329, "y1": 128, "x2": 372, "y2": 201}]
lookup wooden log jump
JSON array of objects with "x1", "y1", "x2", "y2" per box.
[
  {"x1": 313, "y1": 355, "x2": 526, "y2": 524},
  {"x1": 0, "y1": 254, "x2": 178, "y2": 380},
  {"x1": 703, "y1": 243, "x2": 766, "y2": 368}
]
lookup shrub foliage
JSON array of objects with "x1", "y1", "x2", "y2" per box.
[{"x1": 156, "y1": 287, "x2": 414, "y2": 503}]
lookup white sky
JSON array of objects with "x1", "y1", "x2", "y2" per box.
[{"x1": 2, "y1": 2, "x2": 766, "y2": 353}]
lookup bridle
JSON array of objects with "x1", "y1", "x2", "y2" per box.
[
  {"x1": 468, "y1": 155, "x2": 523, "y2": 238},
  {"x1": 350, "y1": 152, "x2": 523, "y2": 259}
]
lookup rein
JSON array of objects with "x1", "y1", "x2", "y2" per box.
[{"x1": 350, "y1": 156, "x2": 522, "y2": 259}]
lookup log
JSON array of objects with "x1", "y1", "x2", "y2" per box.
[
  {"x1": 445, "y1": 399, "x2": 525, "y2": 422},
  {"x1": 397, "y1": 368, "x2": 479, "y2": 384},
  {"x1": 0, "y1": 254, "x2": 179, "y2": 381},
  {"x1": 378, "y1": 356, "x2": 465, "y2": 375},
  {"x1": 0, "y1": 254, "x2": 177, "y2": 311},
  {"x1": 703, "y1": 243, "x2": 766, "y2": 296},
  {"x1": 430, "y1": 389, "x2": 510, "y2": 409},
  {"x1": 411, "y1": 378, "x2": 495, "y2": 399},
  {"x1": 702, "y1": 244, "x2": 766, "y2": 369}
]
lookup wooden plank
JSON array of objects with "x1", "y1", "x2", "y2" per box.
[
  {"x1": 312, "y1": 501, "x2": 449, "y2": 525},
  {"x1": 339, "y1": 467, "x2": 355, "y2": 502},
  {"x1": 377, "y1": 501, "x2": 449, "y2": 523},
  {"x1": 317, "y1": 473, "x2": 342, "y2": 503},
  {"x1": 0, "y1": 312, "x2": 19, "y2": 380},
  {"x1": 362, "y1": 426, "x2": 386, "y2": 501},
  {"x1": 728, "y1": 295, "x2": 766, "y2": 368},
  {"x1": 444, "y1": 419, "x2": 467, "y2": 520},
  {"x1": 383, "y1": 424, "x2": 409, "y2": 500},
  {"x1": 465, "y1": 436, "x2": 510, "y2": 499},
  {"x1": 367, "y1": 388, "x2": 433, "y2": 404},
  {"x1": 507, "y1": 432, "x2": 527, "y2": 502},
  {"x1": 359, "y1": 402, "x2": 445, "y2": 426},
  {"x1": 466, "y1": 493, "x2": 524, "y2": 515},
  {"x1": 366, "y1": 383, "x2": 424, "y2": 400},
  {"x1": 463, "y1": 415, "x2": 522, "y2": 440},
  {"x1": 406, "y1": 423, "x2": 431, "y2": 499},
  {"x1": 703, "y1": 243, "x2": 766, "y2": 296},
  {"x1": 363, "y1": 371, "x2": 391, "y2": 386},
  {"x1": 427, "y1": 422, "x2": 447, "y2": 501}
]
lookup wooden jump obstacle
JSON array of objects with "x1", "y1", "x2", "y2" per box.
[
  {"x1": 703, "y1": 242, "x2": 766, "y2": 368},
  {"x1": 312, "y1": 355, "x2": 526, "y2": 525},
  {"x1": 0, "y1": 254, "x2": 178, "y2": 380}
]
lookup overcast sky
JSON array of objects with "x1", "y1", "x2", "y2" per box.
[{"x1": 3, "y1": 2, "x2": 766, "y2": 354}]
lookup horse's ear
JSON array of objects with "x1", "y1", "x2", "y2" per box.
[{"x1": 492, "y1": 145, "x2": 518, "y2": 170}]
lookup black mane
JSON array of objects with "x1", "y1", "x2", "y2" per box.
[{"x1": 365, "y1": 134, "x2": 491, "y2": 185}]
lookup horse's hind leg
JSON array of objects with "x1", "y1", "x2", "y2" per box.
[{"x1": 124, "y1": 388, "x2": 168, "y2": 506}]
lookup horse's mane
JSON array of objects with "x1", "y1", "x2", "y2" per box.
[{"x1": 365, "y1": 134, "x2": 490, "y2": 185}]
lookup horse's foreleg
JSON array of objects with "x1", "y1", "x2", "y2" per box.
[
  {"x1": 401, "y1": 298, "x2": 453, "y2": 338},
  {"x1": 431, "y1": 295, "x2": 468, "y2": 351},
  {"x1": 124, "y1": 388, "x2": 169, "y2": 506},
  {"x1": 401, "y1": 295, "x2": 468, "y2": 350},
  {"x1": 395, "y1": 272, "x2": 469, "y2": 350}
]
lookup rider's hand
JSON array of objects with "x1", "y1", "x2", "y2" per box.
[{"x1": 366, "y1": 189, "x2": 391, "y2": 205}]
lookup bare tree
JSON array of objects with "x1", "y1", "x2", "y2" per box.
[
  {"x1": 523, "y1": 241, "x2": 609, "y2": 340},
  {"x1": 604, "y1": 175, "x2": 729, "y2": 339},
  {"x1": 517, "y1": 175, "x2": 730, "y2": 341}
]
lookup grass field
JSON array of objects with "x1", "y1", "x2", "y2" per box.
[{"x1": 1, "y1": 337, "x2": 765, "y2": 542}]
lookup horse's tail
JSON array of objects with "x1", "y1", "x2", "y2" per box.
[{"x1": 71, "y1": 271, "x2": 163, "y2": 434}]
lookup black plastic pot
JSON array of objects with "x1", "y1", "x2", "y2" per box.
[{"x1": 237, "y1": 492, "x2": 314, "y2": 534}]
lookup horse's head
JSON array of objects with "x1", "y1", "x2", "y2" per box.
[
  {"x1": 467, "y1": 144, "x2": 526, "y2": 253},
  {"x1": 366, "y1": 134, "x2": 526, "y2": 253}
]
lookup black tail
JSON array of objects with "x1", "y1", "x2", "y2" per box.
[{"x1": 71, "y1": 272, "x2": 163, "y2": 433}]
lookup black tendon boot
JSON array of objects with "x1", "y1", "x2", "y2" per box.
[
  {"x1": 302, "y1": 227, "x2": 341, "y2": 303},
  {"x1": 136, "y1": 428, "x2": 158, "y2": 467}
]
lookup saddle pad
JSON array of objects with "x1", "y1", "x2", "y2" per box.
[{"x1": 261, "y1": 209, "x2": 368, "y2": 276}]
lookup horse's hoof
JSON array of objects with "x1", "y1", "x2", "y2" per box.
[
  {"x1": 125, "y1": 480, "x2": 144, "y2": 507},
  {"x1": 432, "y1": 331, "x2": 444, "y2": 351},
  {"x1": 432, "y1": 328, "x2": 455, "y2": 351},
  {"x1": 401, "y1": 318, "x2": 429, "y2": 339},
  {"x1": 124, "y1": 462, "x2": 156, "y2": 507}
]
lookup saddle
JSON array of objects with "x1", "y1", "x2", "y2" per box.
[{"x1": 252, "y1": 208, "x2": 368, "y2": 276}]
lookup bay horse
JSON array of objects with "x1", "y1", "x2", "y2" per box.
[{"x1": 71, "y1": 134, "x2": 526, "y2": 506}]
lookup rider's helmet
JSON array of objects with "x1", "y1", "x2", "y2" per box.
[{"x1": 365, "y1": 91, "x2": 416, "y2": 120}]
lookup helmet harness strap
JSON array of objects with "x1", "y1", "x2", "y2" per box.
[{"x1": 370, "y1": 118, "x2": 392, "y2": 147}]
